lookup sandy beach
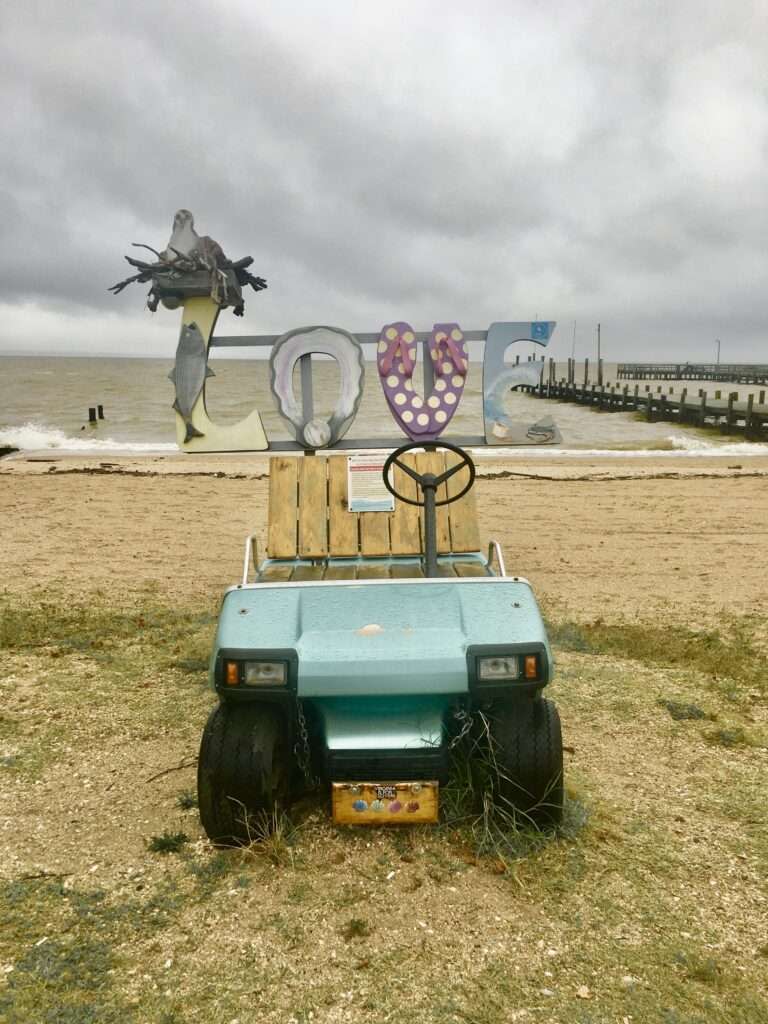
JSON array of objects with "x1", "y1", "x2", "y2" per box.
[
  {"x1": 1, "y1": 451, "x2": 766, "y2": 1023},
  {"x1": 2, "y1": 450, "x2": 767, "y2": 624}
]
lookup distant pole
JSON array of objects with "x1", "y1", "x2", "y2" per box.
[
  {"x1": 597, "y1": 322, "x2": 603, "y2": 386},
  {"x1": 571, "y1": 320, "x2": 576, "y2": 360},
  {"x1": 715, "y1": 338, "x2": 721, "y2": 366}
]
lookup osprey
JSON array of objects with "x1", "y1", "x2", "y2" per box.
[{"x1": 161, "y1": 209, "x2": 226, "y2": 270}]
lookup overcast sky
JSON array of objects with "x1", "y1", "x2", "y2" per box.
[{"x1": 1, "y1": 0, "x2": 766, "y2": 363}]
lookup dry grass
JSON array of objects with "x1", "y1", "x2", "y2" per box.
[{"x1": 1, "y1": 593, "x2": 767, "y2": 1023}]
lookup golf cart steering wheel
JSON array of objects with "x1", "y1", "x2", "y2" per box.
[{"x1": 382, "y1": 440, "x2": 476, "y2": 507}]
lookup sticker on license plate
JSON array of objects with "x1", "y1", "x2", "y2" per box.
[{"x1": 332, "y1": 781, "x2": 439, "y2": 825}]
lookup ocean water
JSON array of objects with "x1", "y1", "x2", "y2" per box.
[{"x1": 1, "y1": 355, "x2": 767, "y2": 458}]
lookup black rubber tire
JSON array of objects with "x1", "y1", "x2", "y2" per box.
[
  {"x1": 197, "y1": 702, "x2": 289, "y2": 845},
  {"x1": 486, "y1": 697, "x2": 564, "y2": 828}
]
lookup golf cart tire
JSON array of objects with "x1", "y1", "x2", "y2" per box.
[
  {"x1": 489, "y1": 697, "x2": 564, "y2": 828},
  {"x1": 197, "y1": 702, "x2": 289, "y2": 846}
]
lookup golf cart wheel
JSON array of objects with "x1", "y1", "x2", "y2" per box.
[
  {"x1": 197, "y1": 702, "x2": 289, "y2": 846},
  {"x1": 488, "y1": 697, "x2": 564, "y2": 828}
]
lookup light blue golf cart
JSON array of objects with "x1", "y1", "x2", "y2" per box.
[{"x1": 197, "y1": 441, "x2": 563, "y2": 841}]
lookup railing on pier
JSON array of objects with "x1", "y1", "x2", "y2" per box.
[{"x1": 617, "y1": 363, "x2": 768, "y2": 385}]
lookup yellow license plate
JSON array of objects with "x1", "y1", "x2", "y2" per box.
[{"x1": 332, "y1": 781, "x2": 439, "y2": 825}]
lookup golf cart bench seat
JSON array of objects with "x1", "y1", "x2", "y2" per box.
[
  {"x1": 258, "y1": 555, "x2": 491, "y2": 582},
  {"x1": 261, "y1": 452, "x2": 487, "y2": 580}
]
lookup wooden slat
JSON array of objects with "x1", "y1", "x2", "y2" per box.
[
  {"x1": 453, "y1": 561, "x2": 489, "y2": 577},
  {"x1": 389, "y1": 563, "x2": 424, "y2": 579},
  {"x1": 360, "y1": 512, "x2": 391, "y2": 556},
  {"x1": 298, "y1": 457, "x2": 328, "y2": 558},
  {"x1": 445, "y1": 452, "x2": 481, "y2": 552},
  {"x1": 323, "y1": 563, "x2": 358, "y2": 580},
  {"x1": 291, "y1": 564, "x2": 325, "y2": 581},
  {"x1": 267, "y1": 457, "x2": 298, "y2": 558},
  {"x1": 328, "y1": 456, "x2": 359, "y2": 556},
  {"x1": 417, "y1": 452, "x2": 451, "y2": 553},
  {"x1": 357, "y1": 562, "x2": 392, "y2": 579},
  {"x1": 258, "y1": 562, "x2": 295, "y2": 582},
  {"x1": 389, "y1": 453, "x2": 421, "y2": 555}
]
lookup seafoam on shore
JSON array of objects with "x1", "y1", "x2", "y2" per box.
[{"x1": 1, "y1": 420, "x2": 768, "y2": 461}]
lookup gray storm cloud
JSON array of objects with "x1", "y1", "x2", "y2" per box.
[{"x1": 0, "y1": 0, "x2": 765, "y2": 359}]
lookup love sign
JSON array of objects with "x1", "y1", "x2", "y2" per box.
[{"x1": 167, "y1": 299, "x2": 558, "y2": 452}]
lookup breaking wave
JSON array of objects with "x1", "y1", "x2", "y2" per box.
[
  {"x1": 471, "y1": 436, "x2": 768, "y2": 458},
  {"x1": 0, "y1": 422, "x2": 176, "y2": 453},
  {"x1": 2, "y1": 422, "x2": 767, "y2": 459}
]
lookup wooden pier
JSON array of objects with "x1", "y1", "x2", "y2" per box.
[
  {"x1": 617, "y1": 363, "x2": 768, "y2": 385},
  {"x1": 526, "y1": 377, "x2": 768, "y2": 440}
]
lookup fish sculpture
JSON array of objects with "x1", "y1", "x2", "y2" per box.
[{"x1": 168, "y1": 321, "x2": 214, "y2": 442}]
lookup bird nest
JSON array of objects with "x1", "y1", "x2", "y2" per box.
[{"x1": 109, "y1": 210, "x2": 267, "y2": 316}]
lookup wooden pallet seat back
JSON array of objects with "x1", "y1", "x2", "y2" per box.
[{"x1": 267, "y1": 453, "x2": 480, "y2": 560}]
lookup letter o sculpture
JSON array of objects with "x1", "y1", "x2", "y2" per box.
[{"x1": 269, "y1": 325, "x2": 365, "y2": 449}]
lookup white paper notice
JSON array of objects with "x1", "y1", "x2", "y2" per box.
[{"x1": 347, "y1": 454, "x2": 395, "y2": 513}]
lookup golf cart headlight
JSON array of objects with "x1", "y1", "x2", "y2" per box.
[
  {"x1": 243, "y1": 661, "x2": 287, "y2": 686},
  {"x1": 478, "y1": 656, "x2": 520, "y2": 681}
]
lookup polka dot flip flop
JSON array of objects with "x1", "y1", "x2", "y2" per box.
[{"x1": 378, "y1": 322, "x2": 467, "y2": 440}]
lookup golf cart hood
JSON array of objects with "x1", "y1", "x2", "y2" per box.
[{"x1": 215, "y1": 578, "x2": 550, "y2": 697}]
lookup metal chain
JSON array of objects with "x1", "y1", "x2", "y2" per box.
[
  {"x1": 294, "y1": 698, "x2": 317, "y2": 788},
  {"x1": 449, "y1": 707, "x2": 474, "y2": 749}
]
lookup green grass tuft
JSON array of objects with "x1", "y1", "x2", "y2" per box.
[
  {"x1": 547, "y1": 614, "x2": 765, "y2": 705},
  {"x1": 176, "y1": 788, "x2": 198, "y2": 810},
  {"x1": 658, "y1": 700, "x2": 709, "y2": 721},
  {"x1": 341, "y1": 917, "x2": 372, "y2": 941},
  {"x1": 147, "y1": 830, "x2": 189, "y2": 854},
  {"x1": 705, "y1": 725, "x2": 749, "y2": 748}
]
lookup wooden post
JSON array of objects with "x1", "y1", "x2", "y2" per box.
[
  {"x1": 724, "y1": 392, "x2": 736, "y2": 434},
  {"x1": 646, "y1": 393, "x2": 653, "y2": 422},
  {"x1": 680, "y1": 388, "x2": 687, "y2": 422},
  {"x1": 660, "y1": 393, "x2": 668, "y2": 420},
  {"x1": 715, "y1": 390, "x2": 721, "y2": 400},
  {"x1": 759, "y1": 390, "x2": 765, "y2": 405},
  {"x1": 698, "y1": 391, "x2": 707, "y2": 426},
  {"x1": 97, "y1": 404, "x2": 105, "y2": 420},
  {"x1": 598, "y1": 358, "x2": 604, "y2": 387},
  {"x1": 745, "y1": 394, "x2": 754, "y2": 437},
  {"x1": 88, "y1": 407, "x2": 97, "y2": 424},
  {"x1": 584, "y1": 358, "x2": 589, "y2": 388},
  {"x1": 633, "y1": 384, "x2": 639, "y2": 408}
]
